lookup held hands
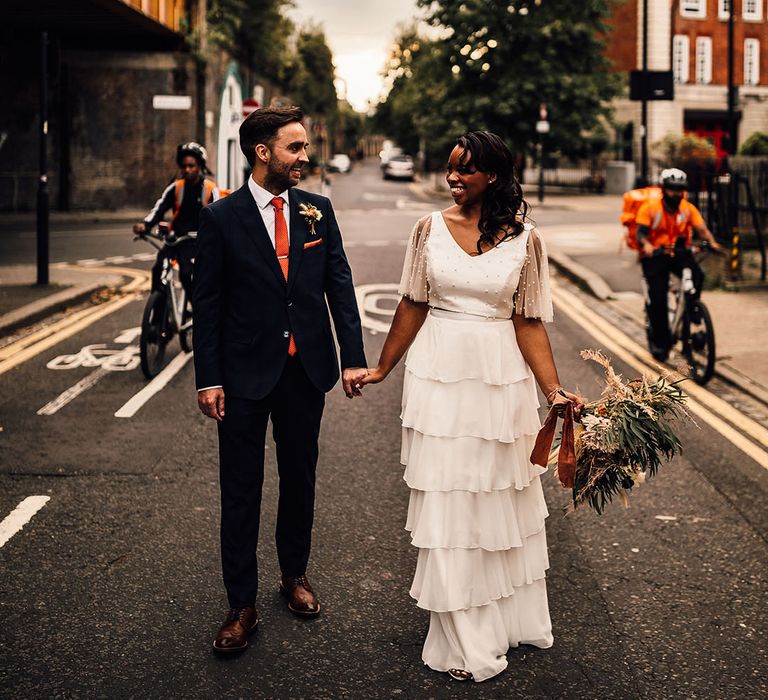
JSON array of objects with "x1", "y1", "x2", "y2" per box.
[
  {"x1": 341, "y1": 366, "x2": 389, "y2": 398},
  {"x1": 198, "y1": 387, "x2": 226, "y2": 421},
  {"x1": 133, "y1": 222, "x2": 147, "y2": 235},
  {"x1": 342, "y1": 368, "x2": 370, "y2": 399}
]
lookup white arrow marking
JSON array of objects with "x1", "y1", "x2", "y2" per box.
[{"x1": 0, "y1": 496, "x2": 51, "y2": 548}]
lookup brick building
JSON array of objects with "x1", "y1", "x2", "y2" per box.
[
  {"x1": 605, "y1": 0, "x2": 768, "y2": 168},
  {"x1": 1, "y1": 0, "x2": 260, "y2": 211}
]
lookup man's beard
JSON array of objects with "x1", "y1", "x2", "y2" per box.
[
  {"x1": 265, "y1": 159, "x2": 297, "y2": 192},
  {"x1": 663, "y1": 193, "x2": 683, "y2": 210}
]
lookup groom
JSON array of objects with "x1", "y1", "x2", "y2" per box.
[{"x1": 193, "y1": 105, "x2": 367, "y2": 653}]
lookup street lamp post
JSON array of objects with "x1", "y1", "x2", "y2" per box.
[
  {"x1": 640, "y1": 0, "x2": 649, "y2": 184},
  {"x1": 727, "y1": 0, "x2": 737, "y2": 156},
  {"x1": 536, "y1": 103, "x2": 550, "y2": 203},
  {"x1": 37, "y1": 31, "x2": 49, "y2": 286}
]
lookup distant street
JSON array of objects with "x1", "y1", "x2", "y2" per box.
[{"x1": 1, "y1": 160, "x2": 766, "y2": 699}]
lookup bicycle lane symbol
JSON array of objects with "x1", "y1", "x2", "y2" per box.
[{"x1": 37, "y1": 328, "x2": 142, "y2": 415}]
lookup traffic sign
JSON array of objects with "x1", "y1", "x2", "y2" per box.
[{"x1": 242, "y1": 98, "x2": 260, "y2": 118}]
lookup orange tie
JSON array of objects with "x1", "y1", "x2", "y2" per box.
[{"x1": 271, "y1": 197, "x2": 297, "y2": 356}]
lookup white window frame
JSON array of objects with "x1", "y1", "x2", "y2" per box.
[
  {"x1": 681, "y1": 0, "x2": 707, "y2": 19},
  {"x1": 744, "y1": 38, "x2": 761, "y2": 86},
  {"x1": 743, "y1": 0, "x2": 763, "y2": 21},
  {"x1": 718, "y1": 0, "x2": 731, "y2": 20},
  {"x1": 673, "y1": 35, "x2": 691, "y2": 84},
  {"x1": 696, "y1": 36, "x2": 713, "y2": 84}
]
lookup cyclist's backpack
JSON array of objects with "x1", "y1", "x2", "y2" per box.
[{"x1": 620, "y1": 186, "x2": 662, "y2": 250}]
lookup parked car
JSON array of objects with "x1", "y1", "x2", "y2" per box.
[
  {"x1": 382, "y1": 154, "x2": 415, "y2": 181},
  {"x1": 379, "y1": 147, "x2": 403, "y2": 169},
  {"x1": 327, "y1": 153, "x2": 351, "y2": 173}
]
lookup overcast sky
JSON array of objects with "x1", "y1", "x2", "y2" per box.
[{"x1": 289, "y1": 0, "x2": 422, "y2": 112}]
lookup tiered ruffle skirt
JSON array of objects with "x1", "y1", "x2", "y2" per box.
[{"x1": 401, "y1": 310, "x2": 553, "y2": 682}]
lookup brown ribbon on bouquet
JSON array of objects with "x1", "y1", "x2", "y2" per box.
[{"x1": 530, "y1": 393, "x2": 577, "y2": 488}]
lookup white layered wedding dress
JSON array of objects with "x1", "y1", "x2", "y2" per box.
[{"x1": 398, "y1": 211, "x2": 555, "y2": 682}]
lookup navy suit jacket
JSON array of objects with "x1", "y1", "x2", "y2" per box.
[{"x1": 192, "y1": 183, "x2": 366, "y2": 400}]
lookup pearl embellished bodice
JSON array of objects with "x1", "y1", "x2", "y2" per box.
[{"x1": 426, "y1": 212, "x2": 530, "y2": 319}]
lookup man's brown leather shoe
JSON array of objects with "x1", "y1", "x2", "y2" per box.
[
  {"x1": 212, "y1": 607, "x2": 259, "y2": 653},
  {"x1": 279, "y1": 575, "x2": 321, "y2": 618}
]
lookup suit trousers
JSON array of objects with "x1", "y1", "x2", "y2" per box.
[
  {"x1": 217, "y1": 355, "x2": 325, "y2": 608},
  {"x1": 641, "y1": 250, "x2": 704, "y2": 354}
]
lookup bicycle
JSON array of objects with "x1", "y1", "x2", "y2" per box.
[
  {"x1": 643, "y1": 242, "x2": 718, "y2": 385},
  {"x1": 134, "y1": 222, "x2": 196, "y2": 379}
]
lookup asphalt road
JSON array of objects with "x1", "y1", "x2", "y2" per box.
[{"x1": 1, "y1": 161, "x2": 766, "y2": 699}]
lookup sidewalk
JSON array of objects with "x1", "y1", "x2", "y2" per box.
[
  {"x1": 0, "y1": 264, "x2": 125, "y2": 337},
  {"x1": 536, "y1": 199, "x2": 768, "y2": 405}
]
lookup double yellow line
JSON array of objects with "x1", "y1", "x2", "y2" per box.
[
  {"x1": 552, "y1": 282, "x2": 768, "y2": 470},
  {"x1": 0, "y1": 266, "x2": 149, "y2": 376}
]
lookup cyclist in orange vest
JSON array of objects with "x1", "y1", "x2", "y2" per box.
[
  {"x1": 635, "y1": 168, "x2": 722, "y2": 361},
  {"x1": 133, "y1": 142, "x2": 220, "y2": 297}
]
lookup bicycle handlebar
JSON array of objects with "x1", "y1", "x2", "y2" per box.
[
  {"x1": 133, "y1": 227, "x2": 197, "y2": 250},
  {"x1": 652, "y1": 241, "x2": 720, "y2": 257}
]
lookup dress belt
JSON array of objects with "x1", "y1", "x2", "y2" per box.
[{"x1": 429, "y1": 306, "x2": 509, "y2": 323}]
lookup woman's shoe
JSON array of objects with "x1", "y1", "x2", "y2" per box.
[{"x1": 448, "y1": 668, "x2": 473, "y2": 682}]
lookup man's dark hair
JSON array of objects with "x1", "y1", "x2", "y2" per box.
[{"x1": 239, "y1": 106, "x2": 304, "y2": 168}]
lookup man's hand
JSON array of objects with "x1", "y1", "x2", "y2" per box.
[
  {"x1": 641, "y1": 240, "x2": 655, "y2": 258},
  {"x1": 358, "y1": 366, "x2": 387, "y2": 387},
  {"x1": 342, "y1": 368, "x2": 369, "y2": 399},
  {"x1": 133, "y1": 222, "x2": 147, "y2": 235},
  {"x1": 198, "y1": 388, "x2": 225, "y2": 421}
]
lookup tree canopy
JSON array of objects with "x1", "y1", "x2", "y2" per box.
[
  {"x1": 207, "y1": 0, "x2": 295, "y2": 80},
  {"x1": 374, "y1": 0, "x2": 622, "y2": 164}
]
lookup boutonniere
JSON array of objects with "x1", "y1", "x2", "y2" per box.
[{"x1": 298, "y1": 203, "x2": 323, "y2": 236}]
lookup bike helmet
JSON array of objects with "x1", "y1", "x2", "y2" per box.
[
  {"x1": 660, "y1": 168, "x2": 688, "y2": 190},
  {"x1": 176, "y1": 142, "x2": 209, "y2": 170}
]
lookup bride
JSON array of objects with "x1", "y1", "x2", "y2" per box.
[{"x1": 360, "y1": 131, "x2": 583, "y2": 682}]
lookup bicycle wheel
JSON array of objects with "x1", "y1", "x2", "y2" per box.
[
  {"x1": 682, "y1": 300, "x2": 716, "y2": 385},
  {"x1": 179, "y1": 301, "x2": 193, "y2": 354},
  {"x1": 139, "y1": 290, "x2": 170, "y2": 379}
]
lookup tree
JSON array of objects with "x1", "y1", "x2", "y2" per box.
[
  {"x1": 375, "y1": 0, "x2": 622, "y2": 165},
  {"x1": 207, "y1": 0, "x2": 295, "y2": 80},
  {"x1": 285, "y1": 26, "x2": 339, "y2": 121},
  {"x1": 738, "y1": 131, "x2": 768, "y2": 156}
]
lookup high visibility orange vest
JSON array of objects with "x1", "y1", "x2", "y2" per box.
[
  {"x1": 172, "y1": 178, "x2": 217, "y2": 222},
  {"x1": 620, "y1": 186, "x2": 662, "y2": 250}
]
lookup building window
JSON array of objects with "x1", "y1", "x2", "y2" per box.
[
  {"x1": 673, "y1": 35, "x2": 690, "y2": 84},
  {"x1": 696, "y1": 37, "x2": 713, "y2": 84},
  {"x1": 743, "y1": 0, "x2": 763, "y2": 20},
  {"x1": 718, "y1": 0, "x2": 730, "y2": 20},
  {"x1": 744, "y1": 39, "x2": 760, "y2": 85},
  {"x1": 681, "y1": 0, "x2": 706, "y2": 18}
]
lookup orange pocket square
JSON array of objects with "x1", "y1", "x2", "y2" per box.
[{"x1": 303, "y1": 238, "x2": 323, "y2": 249}]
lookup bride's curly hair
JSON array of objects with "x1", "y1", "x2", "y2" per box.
[{"x1": 455, "y1": 131, "x2": 529, "y2": 254}]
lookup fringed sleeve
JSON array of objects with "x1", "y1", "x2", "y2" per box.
[
  {"x1": 513, "y1": 227, "x2": 554, "y2": 322},
  {"x1": 397, "y1": 214, "x2": 432, "y2": 303}
]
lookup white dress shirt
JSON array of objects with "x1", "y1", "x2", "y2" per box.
[
  {"x1": 197, "y1": 178, "x2": 291, "y2": 393},
  {"x1": 248, "y1": 175, "x2": 290, "y2": 247}
]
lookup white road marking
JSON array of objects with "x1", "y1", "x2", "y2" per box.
[
  {"x1": 552, "y1": 283, "x2": 768, "y2": 470},
  {"x1": 355, "y1": 283, "x2": 400, "y2": 333},
  {"x1": 114, "y1": 351, "x2": 193, "y2": 418},
  {"x1": 0, "y1": 496, "x2": 50, "y2": 548},
  {"x1": 37, "y1": 368, "x2": 110, "y2": 415},
  {"x1": 76, "y1": 259, "x2": 102, "y2": 266},
  {"x1": 132, "y1": 252, "x2": 157, "y2": 262},
  {"x1": 105, "y1": 255, "x2": 133, "y2": 264}
]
